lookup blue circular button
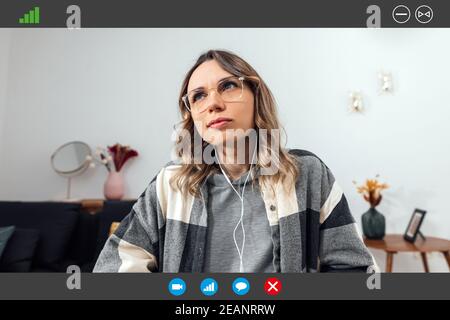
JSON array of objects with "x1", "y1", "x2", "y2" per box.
[
  {"x1": 232, "y1": 277, "x2": 250, "y2": 296},
  {"x1": 200, "y1": 278, "x2": 218, "y2": 296},
  {"x1": 168, "y1": 278, "x2": 186, "y2": 296}
]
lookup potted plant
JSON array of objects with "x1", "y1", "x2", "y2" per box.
[
  {"x1": 95, "y1": 143, "x2": 139, "y2": 200},
  {"x1": 353, "y1": 175, "x2": 389, "y2": 239}
]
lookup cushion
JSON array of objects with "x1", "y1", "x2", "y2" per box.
[
  {"x1": 0, "y1": 201, "x2": 80, "y2": 270},
  {"x1": 0, "y1": 228, "x2": 40, "y2": 272},
  {"x1": 0, "y1": 226, "x2": 16, "y2": 259}
]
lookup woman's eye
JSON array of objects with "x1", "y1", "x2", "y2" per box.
[
  {"x1": 221, "y1": 81, "x2": 238, "y2": 91},
  {"x1": 192, "y1": 92, "x2": 206, "y2": 102}
]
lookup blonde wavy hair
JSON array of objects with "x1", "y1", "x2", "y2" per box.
[{"x1": 170, "y1": 49, "x2": 299, "y2": 198}]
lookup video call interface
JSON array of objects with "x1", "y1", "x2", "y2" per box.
[{"x1": 0, "y1": 0, "x2": 449, "y2": 316}]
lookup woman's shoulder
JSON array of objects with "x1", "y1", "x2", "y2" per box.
[
  {"x1": 145, "y1": 159, "x2": 182, "y2": 186},
  {"x1": 286, "y1": 149, "x2": 337, "y2": 200},
  {"x1": 287, "y1": 148, "x2": 326, "y2": 166},
  {"x1": 286, "y1": 148, "x2": 331, "y2": 177}
]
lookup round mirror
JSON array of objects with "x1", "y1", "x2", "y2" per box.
[
  {"x1": 51, "y1": 141, "x2": 92, "y2": 176},
  {"x1": 51, "y1": 141, "x2": 92, "y2": 200}
]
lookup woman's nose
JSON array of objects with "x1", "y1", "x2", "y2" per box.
[{"x1": 204, "y1": 90, "x2": 225, "y2": 112}]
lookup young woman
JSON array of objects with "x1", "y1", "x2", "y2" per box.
[{"x1": 94, "y1": 50, "x2": 377, "y2": 273}]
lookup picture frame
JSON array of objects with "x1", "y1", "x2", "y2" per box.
[{"x1": 403, "y1": 208, "x2": 427, "y2": 243}]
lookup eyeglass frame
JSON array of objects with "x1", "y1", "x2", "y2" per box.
[{"x1": 181, "y1": 75, "x2": 260, "y2": 113}]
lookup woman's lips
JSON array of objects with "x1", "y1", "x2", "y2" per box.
[{"x1": 208, "y1": 119, "x2": 232, "y2": 129}]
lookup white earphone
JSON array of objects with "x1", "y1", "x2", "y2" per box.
[{"x1": 214, "y1": 144, "x2": 258, "y2": 272}]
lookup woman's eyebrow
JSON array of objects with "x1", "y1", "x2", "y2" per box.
[{"x1": 189, "y1": 76, "x2": 235, "y2": 92}]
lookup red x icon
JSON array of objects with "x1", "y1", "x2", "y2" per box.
[{"x1": 264, "y1": 277, "x2": 282, "y2": 296}]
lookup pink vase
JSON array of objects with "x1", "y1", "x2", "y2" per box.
[{"x1": 104, "y1": 170, "x2": 125, "y2": 200}]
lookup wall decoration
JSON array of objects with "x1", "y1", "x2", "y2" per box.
[
  {"x1": 379, "y1": 71, "x2": 394, "y2": 94},
  {"x1": 348, "y1": 91, "x2": 364, "y2": 113}
]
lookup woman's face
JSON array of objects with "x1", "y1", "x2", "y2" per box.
[{"x1": 187, "y1": 60, "x2": 255, "y2": 146}]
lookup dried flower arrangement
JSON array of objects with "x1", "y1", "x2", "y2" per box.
[
  {"x1": 353, "y1": 175, "x2": 389, "y2": 208},
  {"x1": 95, "y1": 143, "x2": 138, "y2": 172}
]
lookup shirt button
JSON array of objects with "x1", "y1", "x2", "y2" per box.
[{"x1": 270, "y1": 205, "x2": 276, "y2": 211}]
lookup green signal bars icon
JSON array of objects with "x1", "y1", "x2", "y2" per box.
[{"x1": 19, "y1": 7, "x2": 40, "y2": 24}]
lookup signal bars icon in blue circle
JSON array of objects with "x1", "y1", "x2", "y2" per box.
[{"x1": 200, "y1": 278, "x2": 218, "y2": 296}]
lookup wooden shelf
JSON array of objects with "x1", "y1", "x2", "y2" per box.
[{"x1": 80, "y1": 199, "x2": 137, "y2": 215}]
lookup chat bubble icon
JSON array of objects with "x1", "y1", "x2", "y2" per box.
[{"x1": 235, "y1": 282, "x2": 247, "y2": 292}]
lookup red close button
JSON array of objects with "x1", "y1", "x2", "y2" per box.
[{"x1": 264, "y1": 277, "x2": 282, "y2": 296}]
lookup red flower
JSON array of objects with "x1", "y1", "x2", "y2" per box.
[{"x1": 107, "y1": 143, "x2": 139, "y2": 172}]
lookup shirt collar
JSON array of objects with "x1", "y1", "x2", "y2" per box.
[{"x1": 206, "y1": 165, "x2": 260, "y2": 187}]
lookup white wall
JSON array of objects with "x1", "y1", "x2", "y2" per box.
[
  {"x1": 0, "y1": 29, "x2": 449, "y2": 271},
  {"x1": 0, "y1": 30, "x2": 11, "y2": 180}
]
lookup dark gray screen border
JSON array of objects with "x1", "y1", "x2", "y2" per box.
[
  {"x1": 0, "y1": 0, "x2": 449, "y2": 27},
  {"x1": 0, "y1": 273, "x2": 449, "y2": 300}
]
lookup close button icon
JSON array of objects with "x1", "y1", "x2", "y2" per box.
[
  {"x1": 415, "y1": 5, "x2": 433, "y2": 24},
  {"x1": 264, "y1": 277, "x2": 282, "y2": 296}
]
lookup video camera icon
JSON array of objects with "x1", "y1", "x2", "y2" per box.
[{"x1": 168, "y1": 278, "x2": 186, "y2": 296}]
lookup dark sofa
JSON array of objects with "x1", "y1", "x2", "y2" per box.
[{"x1": 0, "y1": 200, "x2": 135, "y2": 272}]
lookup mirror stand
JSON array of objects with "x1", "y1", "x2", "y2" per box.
[
  {"x1": 66, "y1": 176, "x2": 72, "y2": 200},
  {"x1": 61, "y1": 176, "x2": 82, "y2": 202}
]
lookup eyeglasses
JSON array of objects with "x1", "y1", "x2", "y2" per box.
[{"x1": 182, "y1": 76, "x2": 250, "y2": 113}]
